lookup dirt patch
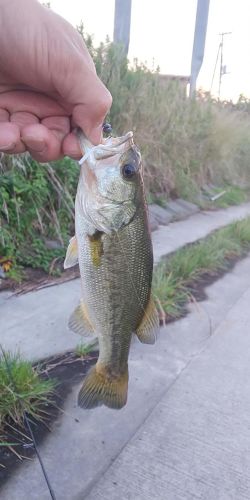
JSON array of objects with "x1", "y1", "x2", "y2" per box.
[{"x1": 0, "y1": 351, "x2": 98, "y2": 488}]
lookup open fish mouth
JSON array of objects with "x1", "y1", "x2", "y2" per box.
[{"x1": 78, "y1": 130, "x2": 134, "y2": 166}]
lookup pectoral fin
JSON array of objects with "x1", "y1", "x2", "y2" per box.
[
  {"x1": 88, "y1": 232, "x2": 103, "y2": 267},
  {"x1": 64, "y1": 236, "x2": 78, "y2": 269},
  {"x1": 69, "y1": 300, "x2": 95, "y2": 337},
  {"x1": 136, "y1": 296, "x2": 159, "y2": 344}
]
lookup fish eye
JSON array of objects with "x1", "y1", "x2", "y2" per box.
[{"x1": 122, "y1": 163, "x2": 137, "y2": 180}]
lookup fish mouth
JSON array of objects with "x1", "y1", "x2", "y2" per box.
[
  {"x1": 78, "y1": 130, "x2": 134, "y2": 165},
  {"x1": 93, "y1": 132, "x2": 134, "y2": 161}
]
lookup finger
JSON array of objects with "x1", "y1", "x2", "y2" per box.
[
  {"x1": 0, "y1": 90, "x2": 68, "y2": 119},
  {"x1": 0, "y1": 122, "x2": 25, "y2": 152},
  {"x1": 72, "y1": 77, "x2": 112, "y2": 145},
  {"x1": 56, "y1": 56, "x2": 112, "y2": 145},
  {"x1": 41, "y1": 115, "x2": 70, "y2": 142},
  {"x1": 62, "y1": 132, "x2": 82, "y2": 159},
  {"x1": 21, "y1": 123, "x2": 62, "y2": 162},
  {"x1": 10, "y1": 111, "x2": 39, "y2": 127},
  {"x1": 0, "y1": 109, "x2": 10, "y2": 121}
]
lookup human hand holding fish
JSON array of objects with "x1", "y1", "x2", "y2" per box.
[
  {"x1": 64, "y1": 128, "x2": 159, "y2": 410},
  {"x1": 0, "y1": 0, "x2": 111, "y2": 160}
]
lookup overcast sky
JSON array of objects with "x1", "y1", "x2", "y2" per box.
[{"x1": 48, "y1": 0, "x2": 250, "y2": 101}]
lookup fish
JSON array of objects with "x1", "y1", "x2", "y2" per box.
[{"x1": 64, "y1": 130, "x2": 159, "y2": 410}]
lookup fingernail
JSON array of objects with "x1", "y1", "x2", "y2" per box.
[
  {"x1": 24, "y1": 138, "x2": 46, "y2": 153},
  {"x1": 0, "y1": 143, "x2": 16, "y2": 151}
]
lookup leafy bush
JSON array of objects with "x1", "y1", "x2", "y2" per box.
[
  {"x1": 1, "y1": 30, "x2": 250, "y2": 276},
  {"x1": 0, "y1": 154, "x2": 78, "y2": 272}
]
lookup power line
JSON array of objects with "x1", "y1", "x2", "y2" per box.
[
  {"x1": 210, "y1": 41, "x2": 221, "y2": 92},
  {"x1": 218, "y1": 32, "x2": 232, "y2": 98},
  {"x1": 211, "y1": 32, "x2": 232, "y2": 98}
]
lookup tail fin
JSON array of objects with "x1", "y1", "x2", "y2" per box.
[{"x1": 78, "y1": 365, "x2": 128, "y2": 410}]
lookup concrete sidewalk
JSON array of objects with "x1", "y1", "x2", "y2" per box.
[
  {"x1": 86, "y1": 273, "x2": 250, "y2": 500},
  {"x1": 153, "y1": 201, "x2": 250, "y2": 263},
  {"x1": 2, "y1": 253, "x2": 250, "y2": 499},
  {"x1": 1, "y1": 202, "x2": 250, "y2": 361}
]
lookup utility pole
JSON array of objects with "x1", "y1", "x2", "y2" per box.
[
  {"x1": 113, "y1": 0, "x2": 132, "y2": 55},
  {"x1": 189, "y1": 0, "x2": 210, "y2": 97},
  {"x1": 218, "y1": 32, "x2": 231, "y2": 98}
]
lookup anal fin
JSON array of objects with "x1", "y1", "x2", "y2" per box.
[{"x1": 136, "y1": 296, "x2": 159, "y2": 344}]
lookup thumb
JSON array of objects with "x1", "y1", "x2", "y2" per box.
[{"x1": 71, "y1": 72, "x2": 112, "y2": 145}]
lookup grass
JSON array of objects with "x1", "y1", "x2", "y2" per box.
[
  {"x1": 0, "y1": 154, "x2": 78, "y2": 277},
  {"x1": 2, "y1": 32, "x2": 250, "y2": 281},
  {"x1": 75, "y1": 341, "x2": 97, "y2": 357},
  {"x1": 0, "y1": 351, "x2": 56, "y2": 443},
  {"x1": 95, "y1": 38, "x2": 250, "y2": 198},
  {"x1": 198, "y1": 184, "x2": 248, "y2": 209},
  {"x1": 153, "y1": 217, "x2": 250, "y2": 320},
  {"x1": 146, "y1": 192, "x2": 168, "y2": 208},
  {"x1": 212, "y1": 186, "x2": 248, "y2": 208}
]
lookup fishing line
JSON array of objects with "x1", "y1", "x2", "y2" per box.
[{"x1": 0, "y1": 345, "x2": 57, "y2": 500}]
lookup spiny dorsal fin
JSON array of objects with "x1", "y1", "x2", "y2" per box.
[
  {"x1": 68, "y1": 300, "x2": 95, "y2": 337},
  {"x1": 78, "y1": 363, "x2": 128, "y2": 409},
  {"x1": 64, "y1": 236, "x2": 78, "y2": 269},
  {"x1": 136, "y1": 296, "x2": 159, "y2": 344}
]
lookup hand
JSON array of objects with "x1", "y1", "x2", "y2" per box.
[{"x1": 0, "y1": 0, "x2": 112, "y2": 161}]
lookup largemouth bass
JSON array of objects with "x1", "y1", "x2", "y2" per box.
[{"x1": 64, "y1": 130, "x2": 159, "y2": 409}]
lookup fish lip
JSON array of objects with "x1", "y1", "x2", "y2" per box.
[
  {"x1": 93, "y1": 133, "x2": 134, "y2": 160},
  {"x1": 108, "y1": 131, "x2": 133, "y2": 148}
]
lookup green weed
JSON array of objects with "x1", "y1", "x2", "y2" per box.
[
  {"x1": 2, "y1": 33, "x2": 250, "y2": 281},
  {"x1": 75, "y1": 341, "x2": 97, "y2": 357},
  {"x1": 0, "y1": 351, "x2": 56, "y2": 432},
  {"x1": 78, "y1": 28, "x2": 250, "y2": 197},
  {"x1": 0, "y1": 155, "x2": 78, "y2": 275},
  {"x1": 213, "y1": 186, "x2": 248, "y2": 208},
  {"x1": 153, "y1": 218, "x2": 250, "y2": 319}
]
